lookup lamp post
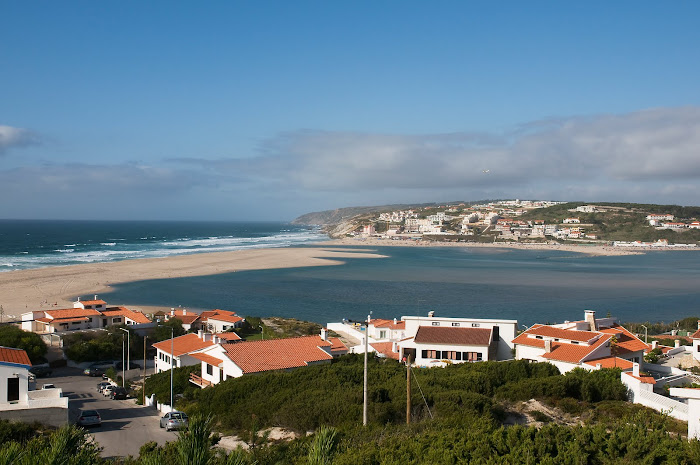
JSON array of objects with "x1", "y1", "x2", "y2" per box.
[
  {"x1": 121, "y1": 336, "x2": 125, "y2": 387},
  {"x1": 143, "y1": 335, "x2": 147, "y2": 406},
  {"x1": 348, "y1": 312, "x2": 372, "y2": 427},
  {"x1": 259, "y1": 325, "x2": 264, "y2": 340},
  {"x1": 119, "y1": 328, "x2": 130, "y2": 375},
  {"x1": 640, "y1": 324, "x2": 648, "y2": 343}
]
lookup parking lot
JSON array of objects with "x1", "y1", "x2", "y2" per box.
[{"x1": 47, "y1": 367, "x2": 174, "y2": 458}]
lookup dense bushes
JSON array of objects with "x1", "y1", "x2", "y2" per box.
[
  {"x1": 63, "y1": 325, "x2": 145, "y2": 363},
  {"x1": 144, "y1": 364, "x2": 201, "y2": 406},
  {"x1": 0, "y1": 325, "x2": 47, "y2": 363}
]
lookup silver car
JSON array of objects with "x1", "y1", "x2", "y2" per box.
[
  {"x1": 77, "y1": 409, "x2": 101, "y2": 427},
  {"x1": 159, "y1": 411, "x2": 189, "y2": 432}
]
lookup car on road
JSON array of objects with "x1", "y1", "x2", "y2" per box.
[
  {"x1": 97, "y1": 381, "x2": 111, "y2": 393},
  {"x1": 102, "y1": 385, "x2": 115, "y2": 397},
  {"x1": 160, "y1": 411, "x2": 188, "y2": 432},
  {"x1": 85, "y1": 366, "x2": 106, "y2": 377},
  {"x1": 110, "y1": 386, "x2": 128, "y2": 400},
  {"x1": 114, "y1": 361, "x2": 140, "y2": 370},
  {"x1": 77, "y1": 409, "x2": 101, "y2": 427},
  {"x1": 30, "y1": 366, "x2": 53, "y2": 378}
]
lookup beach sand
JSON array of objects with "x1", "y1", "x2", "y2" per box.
[{"x1": 0, "y1": 247, "x2": 386, "y2": 318}]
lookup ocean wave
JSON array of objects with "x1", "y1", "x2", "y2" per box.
[
  {"x1": 100, "y1": 242, "x2": 117, "y2": 246},
  {"x1": 54, "y1": 249, "x2": 75, "y2": 253}
]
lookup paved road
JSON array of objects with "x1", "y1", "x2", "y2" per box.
[{"x1": 47, "y1": 367, "x2": 174, "y2": 459}]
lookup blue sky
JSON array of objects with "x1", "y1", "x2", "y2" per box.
[{"x1": 2, "y1": 1, "x2": 699, "y2": 220}]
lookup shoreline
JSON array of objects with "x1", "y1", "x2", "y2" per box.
[{"x1": 0, "y1": 246, "x2": 386, "y2": 318}]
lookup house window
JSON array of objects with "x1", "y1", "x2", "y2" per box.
[
  {"x1": 87, "y1": 318, "x2": 92, "y2": 322},
  {"x1": 471, "y1": 323, "x2": 480, "y2": 327},
  {"x1": 572, "y1": 341, "x2": 579, "y2": 345},
  {"x1": 206, "y1": 364, "x2": 213, "y2": 375},
  {"x1": 7, "y1": 377, "x2": 19, "y2": 402},
  {"x1": 452, "y1": 322, "x2": 460, "y2": 327},
  {"x1": 71, "y1": 321, "x2": 81, "y2": 325},
  {"x1": 423, "y1": 349, "x2": 438, "y2": 358},
  {"x1": 535, "y1": 335, "x2": 543, "y2": 339},
  {"x1": 379, "y1": 330, "x2": 387, "y2": 338},
  {"x1": 432, "y1": 322, "x2": 440, "y2": 326},
  {"x1": 113, "y1": 318, "x2": 122, "y2": 323},
  {"x1": 443, "y1": 351, "x2": 458, "y2": 360},
  {"x1": 463, "y1": 352, "x2": 483, "y2": 362}
]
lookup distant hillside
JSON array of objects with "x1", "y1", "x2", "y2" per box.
[{"x1": 292, "y1": 203, "x2": 437, "y2": 226}]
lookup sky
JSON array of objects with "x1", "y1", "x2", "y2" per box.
[{"x1": 1, "y1": 1, "x2": 700, "y2": 221}]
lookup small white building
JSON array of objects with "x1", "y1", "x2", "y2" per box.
[{"x1": 152, "y1": 331, "x2": 240, "y2": 374}]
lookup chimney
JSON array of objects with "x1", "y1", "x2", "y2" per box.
[
  {"x1": 393, "y1": 318, "x2": 397, "y2": 325},
  {"x1": 428, "y1": 310, "x2": 435, "y2": 318},
  {"x1": 596, "y1": 363, "x2": 602, "y2": 370},
  {"x1": 94, "y1": 294, "x2": 98, "y2": 300},
  {"x1": 675, "y1": 339, "x2": 681, "y2": 348},
  {"x1": 77, "y1": 297, "x2": 80, "y2": 302},
  {"x1": 697, "y1": 319, "x2": 700, "y2": 330},
  {"x1": 652, "y1": 340, "x2": 658, "y2": 349},
  {"x1": 183, "y1": 309, "x2": 187, "y2": 315},
  {"x1": 544, "y1": 339, "x2": 552, "y2": 353},
  {"x1": 633, "y1": 362, "x2": 640, "y2": 377},
  {"x1": 584, "y1": 310, "x2": 597, "y2": 331},
  {"x1": 198, "y1": 330, "x2": 203, "y2": 340},
  {"x1": 170, "y1": 309, "x2": 175, "y2": 316},
  {"x1": 320, "y1": 328, "x2": 327, "y2": 341}
]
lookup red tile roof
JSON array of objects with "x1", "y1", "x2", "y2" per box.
[
  {"x1": 328, "y1": 337, "x2": 348, "y2": 355},
  {"x1": 44, "y1": 308, "x2": 101, "y2": 319},
  {"x1": 414, "y1": 326, "x2": 492, "y2": 346},
  {"x1": 691, "y1": 328, "x2": 700, "y2": 339},
  {"x1": 221, "y1": 336, "x2": 333, "y2": 374},
  {"x1": 152, "y1": 333, "x2": 215, "y2": 357},
  {"x1": 102, "y1": 307, "x2": 152, "y2": 324},
  {"x1": 371, "y1": 342, "x2": 400, "y2": 360},
  {"x1": 525, "y1": 325, "x2": 598, "y2": 342},
  {"x1": 370, "y1": 318, "x2": 406, "y2": 330},
  {"x1": 169, "y1": 314, "x2": 201, "y2": 325},
  {"x1": 624, "y1": 372, "x2": 656, "y2": 384},
  {"x1": 0, "y1": 346, "x2": 32, "y2": 366},
  {"x1": 78, "y1": 299, "x2": 106, "y2": 306},
  {"x1": 542, "y1": 334, "x2": 613, "y2": 364},
  {"x1": 207, "y1": 313, "x2": 244, "y2": 325},
  {"x1": 190, "y1": 352, "x2": 224, "y2": 367},
  {"x1": 598, "y1": 324, "x2": 649, "y2": 355},
  {"x1": 584, "y1": 356, "x2": 634, "y2": 370}
]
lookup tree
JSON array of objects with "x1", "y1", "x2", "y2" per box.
[
  {"x1": 154, "y1": 319, "x2": 186, "y2": 342},
  {"x1": 0, "y1": 325, "x2": 47, "y2": 364}
]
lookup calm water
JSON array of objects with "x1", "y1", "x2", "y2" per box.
[{"x1": 99, "y1": 245, "x2": 700, "y2": 327}]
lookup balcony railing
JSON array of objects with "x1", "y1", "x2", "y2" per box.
[{"x1": 189, "y1": 373, "x2": 212, "y2": 388}]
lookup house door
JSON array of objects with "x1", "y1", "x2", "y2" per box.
[
  {"x1": 7, "y1": 377, "x2": 19, "y2": 402},
  {"x1": 403, "y1": 348, "x2": 416, "y2": 363}
]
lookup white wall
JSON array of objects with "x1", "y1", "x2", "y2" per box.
[{"x1": 0, "y1": 364, "x2": 29, "y2": 406}]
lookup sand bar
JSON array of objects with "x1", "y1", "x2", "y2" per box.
[{"x1": 0, "y1": 247, "x2": 386, "y2": 317}]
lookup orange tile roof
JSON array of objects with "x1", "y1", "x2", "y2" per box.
[
  {"x1": 207, "y1": 313, "x2": 244, "y2": 324},
  {"x1": 0, "y1": 346, "x2": 32, "y2": 366},
  {"x1": 414, "y1": 326, "x2": 492, "y2": 346},
  {"x1": 542, "y1": 334, "x2": 613, "y2": 364},
  {"x1": 371, "y1": 342, "x2": 400, "y2": 360},
  {"x1": 78, "y1": 299, "x2": 106, "y2": 305},
  {"x1": 51, "y1": 317, "x2": 90, "y2": 323},
  {"x1": 169, "y1": 314, "x2": 201, "y2": 325},
  {"x1": 692, "y1": 328, "x2": 700, "y2": 339},
  {"x1": 526, "y1": 325, "x2": 598, "y2": 342},
  {"x1": 219, "y1": 332, "x2": 242, "y2": 342},
  {"x1": 152, "y1": 333, "x2": 215, "y2": 357},
  {"x1": 35, "y1": 317, "x2": 52, "y2": 323},
  {"x1": 370, "y1": 318, "x2": 406, "y2": 330},
  {"x1": 102, "y1": 307, "x2": 152, "y2": 324},
  {"x1": 624, "y1": 372, "x2": 656, "y2": 384},
  {"x1": 598, "y1": 324, "x2": 649, "y2": 355},
  {"x1": 328, "y1": 337, "x2": 348, "y2": 354},
  {"x1": 44, "y1": 308, "x2": 101, "y2": 319},
  {"x1": 221, "y1": 336, "x2": 333, "y2": 374},
  {"x1": 584, "y1": 356, "x2": 634, "y2": 370},
  {"x1": 190, "y1": 352, "x2": 224, "y2": 367}
]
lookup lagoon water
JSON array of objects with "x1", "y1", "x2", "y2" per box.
[{"x1": 101, "y1": 245, "x2": 700, "y2": 327}]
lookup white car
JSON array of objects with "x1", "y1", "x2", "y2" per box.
[{"x1": 102, "y1": 385, "x2": 115, "y2": 397}]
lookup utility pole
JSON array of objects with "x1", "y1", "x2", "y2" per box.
[
  {"x1": 406, "y1": 354, "x2": 412, "y2": 424},
  {"x1": 364, "y1": 314, "x2": 368, "y2": 427},
  {"x1": 170, "y1": 327, "x2": 174, "y2": 412},
  {"x1": 121, "y1": 337, "x2": 125, "y2": 387},
  {"x1": 119, "y1": 328, "x2": 130, "y2": 384},
  {"x1": 143, "y1": 336, "x2": 147, "y2": 406}
]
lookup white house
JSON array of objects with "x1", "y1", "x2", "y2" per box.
[
  {"x1": 152, "y1": 331, "x2": 240, "y2": 374},
  {"x1": 0, "y1": 346, "x2": 68, "y2": 427},
  {"x1": 513, "y1": 310, "x2": 649, "y2": 373},
  {"x1": 200, "y1": 309, "x2": 245, "y2": 333}
]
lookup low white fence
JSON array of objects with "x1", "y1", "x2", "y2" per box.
[{"x1": 634, "y1": 389, "x2": 688, "y2": 421}]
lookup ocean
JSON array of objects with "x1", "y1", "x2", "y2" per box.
[{"x1": 2, "y1": 220, "x2": 700, "y2": 326}]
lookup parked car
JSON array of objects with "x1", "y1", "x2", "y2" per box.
[
  {"x1": 160, "y1": 412, "x2": 189, "y2": 432},
  {"x1": 86, "y1": 366, "x2": 106, "y2": 377},
  {"x1": 77, "y1": 409, "x2": 101, "y2": 427},
  {"x1": 110, "y1": 386, "x2": 128, "y2": 400},
  {"x1": 97, "y1": 381, "x2": 111, "y2": 393},
  {"x1": 41, "y1": 383, "x2": 57, "y2": 390},
  {"x1": 102, "y1": 385, "x2": 115, "y2": 397},
  {"x1": 114, "y1": 361, "x2": 140, "y2": 370},
  {"x1": 30, "y1": 366, "x2": 53, "y2": 378}
]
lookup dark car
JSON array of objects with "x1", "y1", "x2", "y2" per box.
[
  {"x1": 110, "y1": 386, "x2": 128, "y2": 400},
  {"x1": 77, "y1": 409, "x2": 101, "y2": 427},
  {"x1": 114, "y1": 361, "x2": 140, "y2": 370},
  {"x1": 86, "y1": 366, "x2": 105, "y2": 377},
  {"x1": 30, "y1": 366, "x2": 53, "y2": 378}
]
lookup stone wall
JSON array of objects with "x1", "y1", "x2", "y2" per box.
[{"x1": 0, "y1": 407, "x2": 68, "y2": 427}]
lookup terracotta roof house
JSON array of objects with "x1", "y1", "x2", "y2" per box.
[
  {"x1": 513, "y1": 310, "x2": 649, "y2": 373},
  {"x1": 20, "y1": 296, "x2": 153, "y2": 334},
  {"x1": 203, "y1": 310, "x2": 245, "y2": 333},
  {"x1": 189, "y1": 330, "x2": 347, "y2": 388},
  {"x1": 152, "y1": 330, "x2": 240, "y2": 374},
  {"x1": 0, "y1": 346, "x2": 69, "y2": 427}
]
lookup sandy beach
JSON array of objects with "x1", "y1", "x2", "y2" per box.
[{"x1": 0, "y1": 247, "x2": 386, "y2": 318}]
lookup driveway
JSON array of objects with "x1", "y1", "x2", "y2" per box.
[{"x1": 47, "y1": 367, "x2": 175, "y2": 459}]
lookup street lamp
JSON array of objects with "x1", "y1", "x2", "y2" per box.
[
  {"x1": 119, "y1": 327, "x2": 130, "y2": 373},
  {"x1": 348, "y1": 312, "x2": 372, "y2": 426},
  {"x1": 259, "y1": 325, "x2": 264, "y2": 340},
  {"x1": 158, "y1": 325, "x2": 175, "y2": 412},
  {"x1": 640, "y1": 324, "x2": 648, "y2": 343}
]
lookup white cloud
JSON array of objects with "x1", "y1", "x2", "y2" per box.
[{"x1": 0, "y1": 125, "x2": 38, "y2": 154}]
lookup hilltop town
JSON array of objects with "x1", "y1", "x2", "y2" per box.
[{"x1": 296, "y1": 200, "x2": 700, "y2": 248}]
